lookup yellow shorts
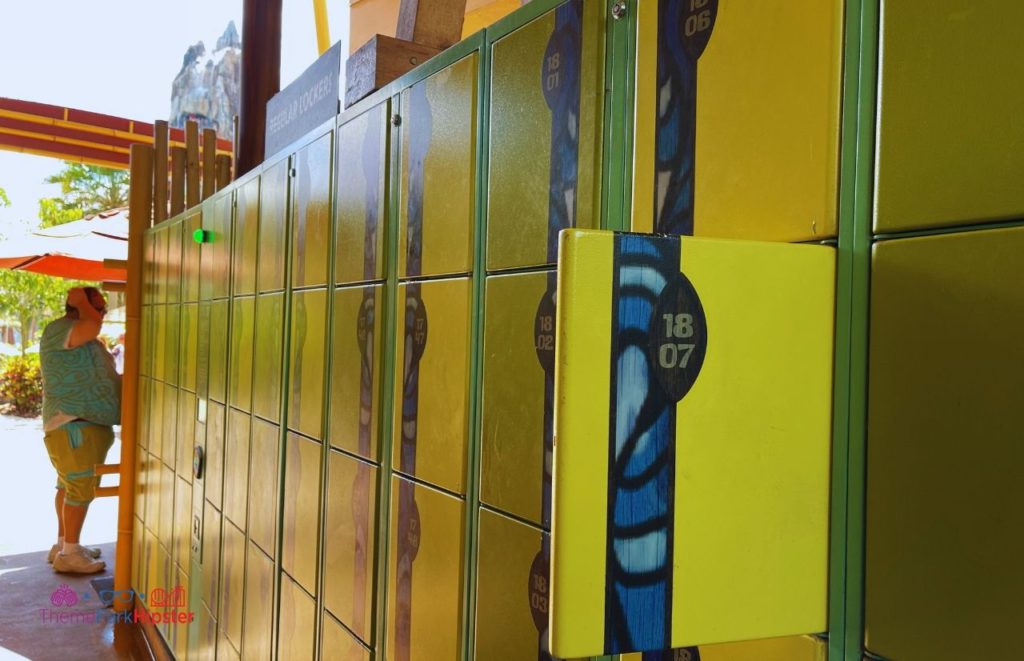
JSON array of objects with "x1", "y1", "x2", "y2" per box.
[{"x1": 44, "y1": 422, "x2": 115, "y2": 506}]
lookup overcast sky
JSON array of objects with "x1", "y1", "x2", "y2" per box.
[{"x1": 0, "y1": 0, "x2": 348, "y2": 234}]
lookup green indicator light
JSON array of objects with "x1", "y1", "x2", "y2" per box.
[{"x1": 193, "y1": 229, "x2": 211, "y2": 244}]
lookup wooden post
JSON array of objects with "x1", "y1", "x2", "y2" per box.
[
  {"x1": 396, "y1": 0, "x2": 468, "y2": 50},
  {"x1": 202, "y1": 128, "x2": 217, "y2": 200},
  {"x1": 185, "y1": 120, "x2": 200, "y2": 208},
  {"x1": 345, "y1": 0, "x2": 464, "y2": 108},
  {"x1": 153, "y1": 120, "x2": 169, "y2": 223},
  {"x1": 232, "y1": 114, "x2": 240, "y2": 166},
  {"x1": 238, "y1": 0, "x2": 282, "y2": 175},
  {"x1": 113, "y1": 143, "x2": 153, "y2": 613},
  {"x1": 170, "y1": 146, "x2": 186, "y2": 216},
  {"x1": 216, "y1": 154, "x2": 233, "y2": 191},
  {"x1": 345, "y1": 35, "x2": 441, "y2": 108}
]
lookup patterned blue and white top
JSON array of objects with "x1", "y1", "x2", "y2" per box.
[{"x1": 40, "y1": 317, "x2": 121, "y2": 432}]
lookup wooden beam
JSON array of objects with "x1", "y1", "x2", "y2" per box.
[
  {"x1": 346, "y1": 35, "x2": 441, "y2": 108},
  {"x1": 170, "y1": 146, "x2": 186, "y2": 216},
  {"x1": 113, "y1": 143, "x2": 152, "y2": 610},
  {"x1": 153, "y1": 120, "x2": 169, "y2": 223},
  {"x1": 202, "y1": 128, "x2": 216, "y2": 200},
  {"x1": 232, "y1": 114, "x2": 240, "y2": 158},
  {"x1": 103, "y1": 259, "x2": 128, "y2": 270},
  {"x1": 185, "y1": 121, "x2": 200, "y2": 208},
  {"x1": 238, "y1": 0, "x2": 282, "y2": 175},
  {"x1": 0, "y1": 131, "x2": 128, "y2": 168},
  {"x1": 101, "y1": 281, "x2": 127, "y2": 292},
  {"x1": 0, "y1": 99, "x2": 233, "y2": 171},
  {"x1": 216, "y1": 154, "x2": 233, "y2": 191},
  {"x1": 396, "y1": 0, "x2": 468, "y2": 50}
]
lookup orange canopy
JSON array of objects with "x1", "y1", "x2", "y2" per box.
[
  {"x1": 0, "y1": 254, "x2": 127, "y2": 281},
  {"x1": 0, "y1": 210, "x2": 129, "y2": 281},
  {"x1": 0, "y1": 97, "x2": 232, "y2": 169}
]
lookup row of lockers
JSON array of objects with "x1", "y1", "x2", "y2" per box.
[
  {"x1": 130, "y1": 0, "x2": 1024, "y2": 659},
  {"x1": 139, "y1": 0, "x2": 1024, "y2": 308},
  {"x1": 136, "y1": 0, "x2": 1024, "y2": 311},
  {"x1": 134, "y1": 4, "x2": 586, "y2": 657},
  {"x1": 136, "y1": 218, "x2": 1024, "y2": 661}
]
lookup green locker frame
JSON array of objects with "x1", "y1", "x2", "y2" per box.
[{"x1": 829, "y1": 1, "x2": 1024, "y2": 659}]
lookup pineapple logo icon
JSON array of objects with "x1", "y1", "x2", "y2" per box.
[{"x1": 50, "y1": 584, "x2": 78, "y2": 608}]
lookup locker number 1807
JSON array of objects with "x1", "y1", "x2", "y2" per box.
[{"x1": 660, "y1": 313, "x2": 696, "y2": 369}]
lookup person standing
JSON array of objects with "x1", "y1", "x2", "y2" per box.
[
  {"x1": 39, "y1": 286, "x2": 121, "y2": 574},
  {"x1": 111, "y1": 333, "x2": 126, "y2": 374}
]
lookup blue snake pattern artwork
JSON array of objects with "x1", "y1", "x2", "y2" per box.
[
  {"x1": 605, "y1": 233, "x2": 681, "y2": 654},
  {"x1": 290, "y1": 153, "x2": 312, "y2": 428},
  {"x1": 394, "y1": 81, "x2": 432, "y2": 661},
  {"x1": 655, "y1": 0, "x2": 716, "y2": 237},
  {"x1": 629, "y1": 1, "x2": 714, "y2": 656},
  {"x1": 542, "y1": 0, "x2": 583, "y2": 267},
  {"x1": 351, "y1": 107, "x2": 384, "y2": 640},
  {"x1": 530, "y1": 2, "x2": 583, "y2": 658}
]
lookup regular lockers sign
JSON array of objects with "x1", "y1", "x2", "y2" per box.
[
  {"x1": 265, "y1": 41, "x2": 341, "y2": 159},
  {"x1": 550, "y1": 229, "x2": 834, "y2": 657}
]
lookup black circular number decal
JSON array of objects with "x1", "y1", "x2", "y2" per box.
[
  {"x1": 675, "y1": 647, "x2": 701, "y2": 661},
  {"x1": 406, "y1": 292, "x2": 428, "y2": 363},
  {"x1": 398, "y1": 498, "x2": 421, "y2": 560},
  {"x1": 681, "y1": 0, "x2": 718, "y2": 60},
  {"x1": 527, "y1": 549, "x2": 550, "y2": 632},
  {"x1": 541, "y1": 26, "x2": 578, "y2": 108},
  {"x1": 357, "y1": 294, "x2": 375, "y2": 349},
  {"x1": 649, "y1": 272, "x2": 708, "y2": 402},
  {"x1": 533, "y1": 289, "x2": 556, "y2": 375}
]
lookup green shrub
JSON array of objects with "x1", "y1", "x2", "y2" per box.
[{"x1": 0, "y1": 354, "x2": 43, "y2": 417}]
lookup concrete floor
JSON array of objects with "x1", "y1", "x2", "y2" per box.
[
  {"x1": 0, "y1": 544, "x2": 150, "y2": 660},
  {"x1": 0, "y1": 414, "x2": 148, "y2": 660}
]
